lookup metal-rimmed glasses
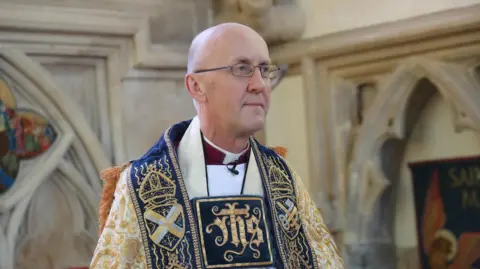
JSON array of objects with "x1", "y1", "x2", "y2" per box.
[{"x1": 194, "y1": 63, "x2": 281, "y2": 79}]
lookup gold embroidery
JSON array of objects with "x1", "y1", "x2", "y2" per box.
[
  {"x1": 166, "y1": 251, "x2": 188, "y2": 269},
  {"x1": 144, "y1": 205, "x2": 185, "y2": 250},
  {"x1": 129, "y1": 166, "x2": 155, "y2": 269},
  {"x1": 251, "y1": 140, "x2": 319, "y2": 269},
  {"x1": 294, "y1": 169, "x2": 345, "y2": 269},
  {"x1": 138, "y1": 168, "x2": 185, "y2": 252},
  {"x1": 196, "y1": 197, "x2": 274, "y2": 268},
  {"x1": 165, "y1": 128, "x2": 203, "y2": 269},
  {"x1": 266, "y1": 159, "x2": 302, "y2": 241},
  {"x1": 206, "y1": 203, "x2": 264, "y2": 261},
  {"x1": 130, "y1": 154, "x2": 194, "y2": 268},
  {"x1": 90, "y1": 168, "x2": 147, "y2": 269},
  {"x1": 121, "y1": 238, "x2": 142, "y2": 263},
  {"x1": 260, "y1": 145, "x2": 345, "y2": 268},
  {"x1": 276, "y1": 199, "x2": 301, "y2": 238},
  {"x1": 123, "y1": 125, "x2": 204, "y2": 269},
  {"x1": 251, "y1": 145, "x2": 288, "y2": 267}
]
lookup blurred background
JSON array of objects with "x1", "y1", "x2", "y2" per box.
[{"x1": 0, "y1": 0, "x2": 479, "y2": 268}]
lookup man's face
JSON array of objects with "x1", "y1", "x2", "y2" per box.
[{"x1": 200, "y1": 29, "x2": 271, "y2": 136}]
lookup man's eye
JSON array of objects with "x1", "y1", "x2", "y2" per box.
[
  {"x1": 260, "y1": 66, "x2": 269, "y2": 72},
  {"x1": 238, "y1": 64, "x2": 249, "y2": 71}
]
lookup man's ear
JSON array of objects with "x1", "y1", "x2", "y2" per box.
[{"x1": 185, "y1": 74, "x2": 206, "y2": 103}]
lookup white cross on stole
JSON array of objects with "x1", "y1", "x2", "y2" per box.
[{"x1": 145, "y1": 204, "x2": 184, "y2": 245}]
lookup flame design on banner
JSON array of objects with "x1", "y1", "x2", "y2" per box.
[{"x1": 411, "y1": 159, "x2": 480, "y2": 269}]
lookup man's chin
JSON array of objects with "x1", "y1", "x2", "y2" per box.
[{"x1": 245, "y1": 117, "x2": 265, "y2": 134}]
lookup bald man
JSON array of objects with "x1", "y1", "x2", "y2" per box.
[{"x1": 90, "y1": 23, "x2": 344, "y2": 269}]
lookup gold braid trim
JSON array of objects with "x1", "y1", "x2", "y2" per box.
[
  {"x1": 271, "y1": 146, "x2": 288, "y2": 158},
  {"x1": 96, "y1": 146, "x2": 285, "y2": 235},
  {"x1": 98, "y1": 162, "x2": 131, "y2": 236}
]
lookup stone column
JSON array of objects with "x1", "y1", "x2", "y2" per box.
[
  {"x1": 344, "y1": 185, "x2": 399, "y2": 268},
  {"x1": 344, "y1": 242, "x2": 397, "y2": 269},
  {"x1": 213, "y1": 0, "x2": 305, "y2": 44}
]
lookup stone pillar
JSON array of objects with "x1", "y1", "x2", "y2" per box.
[
  {"x1": 344, "y1": 242, "x2": 397, "y2": 269},
  {"x1": 213, "y1": 0, "x2": 305, "y2": 44},
  {"x1": 344, "y1": 178, "x2": 398, "y2": 269}
]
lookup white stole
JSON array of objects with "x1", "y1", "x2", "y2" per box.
[
  {"x1": 177, "y1": 116, "x2": 264, "y2": 199},
  {"x1": 177, "y1": 117, "x2": 276, "y2": 269}
]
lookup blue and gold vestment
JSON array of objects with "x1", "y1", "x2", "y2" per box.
[{"x1": 90, "y1": 117, "x2": 344, "y2": 269}]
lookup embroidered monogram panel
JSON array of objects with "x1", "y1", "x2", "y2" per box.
[{"x1": 194, "y1": 196, "x2": 274, "y2": 268}]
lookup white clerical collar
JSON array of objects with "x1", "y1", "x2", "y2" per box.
[
  {"x1": 202, "y1": 135, "x2": 249, "y2": 165},
  {"x1": 177, "y1": 116, "x2": 264, "y2": 199}
]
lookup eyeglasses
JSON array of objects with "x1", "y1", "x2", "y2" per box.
[{"x1": 194, "y1": 63, "x2": 280, "y2": 79}]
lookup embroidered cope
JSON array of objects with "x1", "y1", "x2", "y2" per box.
[
  {"x1": 90, "y1": 168, "x2": 344, "y2": 268},
  {"x1": 294, "y1": 171, "x2": 344, "y2": 268},
  {"x1": 90, "y1": 118, "x2": 344, "y2": 269},
  {"x1": 90, "y1": 168, "x2": 147, "y2": 269}
]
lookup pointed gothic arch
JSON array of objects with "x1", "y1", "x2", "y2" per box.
[
  {"x1": 346, "y1": 57, "x2": 480, "y2": 244},
  {"x1": 0, "y1": 49, "x2": 111, "y2": 268}
]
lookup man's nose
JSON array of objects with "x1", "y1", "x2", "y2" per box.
[{"x1": 247, "y1": 68, "x2": 267, "y2": 93}]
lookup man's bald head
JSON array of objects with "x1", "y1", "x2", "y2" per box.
[
  {"x1": 185, "y1": 22, "x2": 272, "y2": 139},
  {"x1": 187, "y1": 23, "x2": 267, "y2": 73}
]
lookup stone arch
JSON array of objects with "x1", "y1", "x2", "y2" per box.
[
  {"x1": 0, "y1": 49, "x2": 111, "y2": 268},
  {"x1": 345, "y1": 57, "x2": 480, "y2": 267}
]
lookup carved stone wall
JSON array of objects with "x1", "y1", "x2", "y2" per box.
[
  {"x1": 0, "y1": 49, "x2": 110, "y2": 269},
  {"x1": 213, "y1": 0, "x2": 306, "y2": 45},
  {"x1": 0, "y1": 1, "x2": 298, "y2": 268},
  {"x1": 0, "y1": 1, "x2": 209, "y2": 267},
  {"x1": 345, "y1": 59, "x2": 480, "y2": 269},
  {"x1": 0, "y1": 1, "x2": 215, "y2": 162},
  {"x1": 269, "y1": 4, "x2": 480, "y2": 268}
]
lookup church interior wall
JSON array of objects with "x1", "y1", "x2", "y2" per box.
[
  {"x1": 266, "y1": 0, "x2": 480, "y2": 193},
  {"x1": 121, "y1": 77, "x2": 196, "y2": 159},
  {"x1": 0, "y1": 2, "x2": 204, "y2": 267},
  {"x1": 299, "y1": 0, "x2": 479, "y2": 38},
  {"x1": 1, "y1": 0, "x2": 480, "y2": 268},
  {"x1": 395, "y1": 81, "x2": 480, "y2": 268},
  {"x1": 268, "y1": 2, "x2": 480, "y2": 267}
]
